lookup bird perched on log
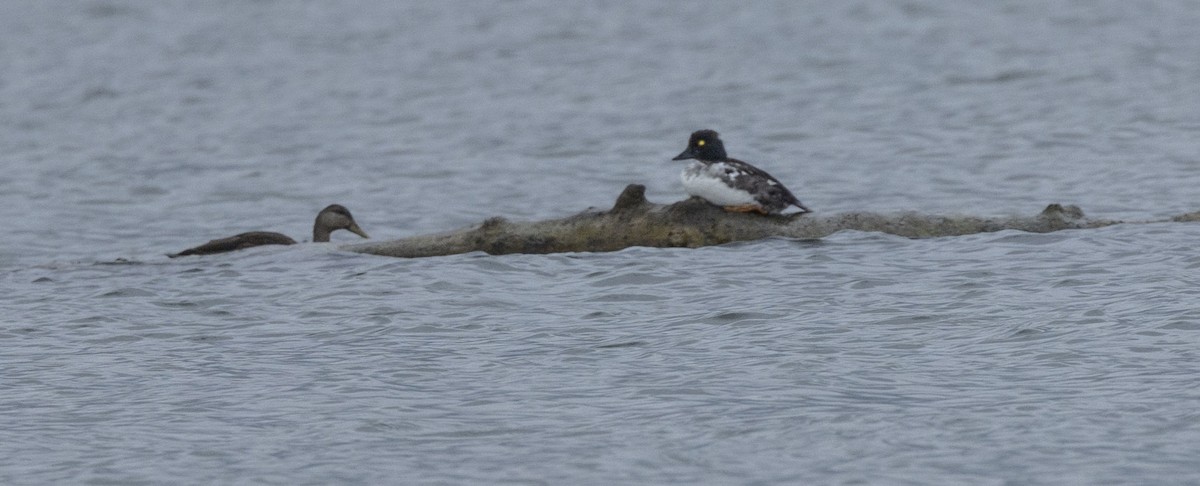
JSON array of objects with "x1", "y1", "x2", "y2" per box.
[{"x1": 672, "y1": 129, "x2": 810, "y2": 215}]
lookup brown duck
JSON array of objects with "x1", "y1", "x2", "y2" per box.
[{"x1": 169, "y1": 204, "x2": 369, "y2": 258}]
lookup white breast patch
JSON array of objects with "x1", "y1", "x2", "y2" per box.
[{"x1": 681, "y1": 162, "x2": 757, "y2": 206}]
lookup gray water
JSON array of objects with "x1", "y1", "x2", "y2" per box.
[{"x1": 3, "y1": 1, "x2": 1200, "y2": 484}]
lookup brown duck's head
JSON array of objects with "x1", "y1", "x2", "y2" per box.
[{"x1": 313, "y1": 204, "x2": 370, "y2": 242}]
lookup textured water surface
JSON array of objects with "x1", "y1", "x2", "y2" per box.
[{"x1": 3, "y1": 1, "x2": 1200, "y2": 484}]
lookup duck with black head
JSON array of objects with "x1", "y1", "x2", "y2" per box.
[{"x1": 672, "y1": 129, "x2": 810, "y2": 215}]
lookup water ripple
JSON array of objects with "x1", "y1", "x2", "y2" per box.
[{"x1": 4, "y1": 0, "x2": 1200, "y2": 484}]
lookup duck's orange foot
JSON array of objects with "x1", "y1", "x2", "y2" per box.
[{"x1": 723, "y1": 204, "x2": 769, "y2": 215}]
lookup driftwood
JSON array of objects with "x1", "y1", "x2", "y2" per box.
[{"x1": 341, "y1": 184, "x2": 1144, "y2": 258}]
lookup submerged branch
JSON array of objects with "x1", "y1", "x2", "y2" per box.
[{"x1": 343, "y1": 184, "x2": 1139, "y2": 258}]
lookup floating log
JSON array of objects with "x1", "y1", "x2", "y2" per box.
[{"x1": 343, "y1": 184, "x2": 1126, "y2": 258}]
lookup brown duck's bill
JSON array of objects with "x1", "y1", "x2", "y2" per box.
[{"x1": 348, "y1": 222, "x2": 369, "y2": 239}]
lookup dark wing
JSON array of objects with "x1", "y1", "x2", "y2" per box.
[
  {"x1": 724, "y1": 159, "x2": 811, "y2": 213},
  {"x1": 168, "y1": 231, "x2": 297, "y2": 258}
]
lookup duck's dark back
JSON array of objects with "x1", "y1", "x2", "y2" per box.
[{"x1": 168, "y1": 231, "x2": 297, "y2": 258}]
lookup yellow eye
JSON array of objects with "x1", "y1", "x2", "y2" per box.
[{"x1": 697, "y1": 139, "x2": 706, "y2": 147}]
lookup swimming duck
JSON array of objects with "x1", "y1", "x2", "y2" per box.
[
  {"x1": 672, "y1": 129, "x2": 811, "y2": 215},
  {"x1": 168, "y1": 204, "x2": 369, "y2": 258}
]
